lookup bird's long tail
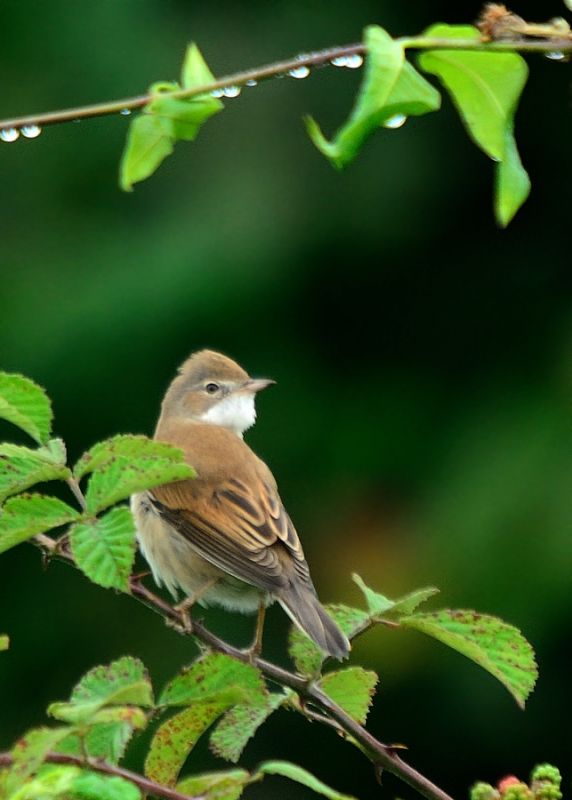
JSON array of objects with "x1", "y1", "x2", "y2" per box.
[{"x1": 278, "y1": 581, "x2": 351, "y2": 661}]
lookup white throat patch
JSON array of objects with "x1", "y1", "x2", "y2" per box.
[{"x1": 200, "y1": 393, "x2": 256, "y2": 437}]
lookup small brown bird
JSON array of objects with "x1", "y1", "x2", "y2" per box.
[{"x1": 131, "y1": 350, "x2": 350, "y2": 660}]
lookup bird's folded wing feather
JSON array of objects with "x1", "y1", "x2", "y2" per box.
[{"x1": 151, "y1": 476, "x2": 312, "y2": 594}]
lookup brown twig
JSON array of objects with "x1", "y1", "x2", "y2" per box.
[
  {"x1": 1, "y1": 24, "x2": 571, "y2": 132},
  {"x1": 0, "y1": 751, "x2": 204, "y2": 800}
]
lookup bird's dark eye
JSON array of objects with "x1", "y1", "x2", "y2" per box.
[{"x1": 205, "y1": 382, "x2": 220, "y2": 394}]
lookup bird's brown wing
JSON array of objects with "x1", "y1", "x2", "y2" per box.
[{"x1": 151, "y1": 476, "x2": 312, "y2": 595}]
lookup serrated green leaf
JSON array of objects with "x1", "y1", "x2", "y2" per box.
[
  {"x1": 0, "y1": 373, "x2": 53, "y2": 444},
  {"x1": 255, "y1": 761, "x2": 356, "y2": 800},
  {"x1": 56, "y1": 721, "x2": 138, "y2": 765},
  {"x1": 495, "y1": 128, "x2": 530, "y2": 226},
  {"x1": 4, "y1": 727, "x2": 72, "y2": 796},
  {"x1": 8, "y1": 764, "x2": 79, "y2": 800},
  {"x1": 289, "y1": 604, "x2": 369, "y2": 675},
  {"x1": 0, "y1": 634, "x2": 8, "y2": 650},
  {"x1": 210, "y1": 691, "x2": 288, "y2": 763},
  {"x1": 418, "y1": 24, "x2": 529, "y2": 224},
  {"x1": 177, "y1": 769, "x2": 250, "y2": 800},
  {"x1": 70, "y1": 771, "x2": 141, "y2": 800},
  {"x1": 352, "y1": 575, "x2": 438, "y2": 618},
  {"x1": 306, "y1": 26, "x2": 404, "y2": 168},
  {"x1": 351, "y1": 574, "x2": 394, "y2": 615},
  {"x1": 70, "y1": 507, "x2": 136, "y2": 590},
  {"x1": 0, "y1": 494, "x2": 78, "y2": 554},
  {"x1": 72, "y1": 656, "x2": 154, "y2": 707},
  {"x1": 120, "y1": 114, "x2": 174, "y2": 191},
  {"x1": 159, "y1": 652, "x2": 265, "y2": 706},
  {"x1": 0, "y1": 445, "x2": 72, "y2": 504},
  {"x1": 84, "y1": 453, "x2": 194, "y2": 514},
  {"x1": 74, "y1": 435, "x2": 186, "y2": 479},
  {"x1": 401, "y1": 609, "x2": 538, "y2": 707},
  {"x1": 145, "y1": 701, "x2": 236, "y2": 787},
  {"x1": 319, "y1": 667, "x2": 378, "y2": 724}
]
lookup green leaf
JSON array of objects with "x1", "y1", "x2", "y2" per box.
[
  {"x1": 418, "y1": 24, "x2": 529, "y2": 224},
  {"x1": 120, "y1": 114, "x2": 174, "y2": 191},
  {"x1": 74, "y1": 435, "x2": 188, "y2": 479},
  {"x1": 306, "y1": 26, "x2": 403, "y2": 168},
  {"x1": 181, "y1": 42, "x2": 218, "y2": 88},
  {"x1": 84, "y1": 453, "x2": 194, "y2": 514},
  {"x1": 56, "y1": 722, "x2": 137, "y2": 765},
  {"x1": 71, "y1": 656, "x2": 154, "y2": 707},
  {"x1": 8, "y1": 764, "x2": 79, "y2": 800},
  {"x1": 0, "y1": 494, "x2": 78, "y2": 554},
  {"x1": 319, "y1": 667, "x2": 378, "y2": 724},
  {"x1": 70, "y1": 508, "x2": 137, "y2": 591},
  {"x1": 159, "y1": 652, "x2": 265, "y2": 706},
  {"x1": 289, "y1": 604, "x2": 369, "y2": 675},
  {"x1": 0, "y1": 444, "x2": 71, "y2": 503},
  {"x1": 255, "y1": 761, "x2": 356, "y2": 800},
  {"x1": 0, "y1": 633, "x2": 8, "y2": 650},
  {"x1": 495, "y1": 128, "x2": 531, "y2": 226},
  {"x1": 352, "y1": 574, "x2": 438, "y2": 618},
  {"x1": 0, "y1": 373, "x2": 53, "y2": 444},
  {"x1": 306, "y1": 26, "x2": 439, "y2": 169},
  {"x1": 145, "y1": 700, "x2": 236, "y2": 787},
  {"x1": 177, "y1": 769, "x2": 250, "y2": 800},
  {"x1": 210, "y1": 691, "x2": 288, "y2": 763},
  {"x1": 70, "y1": 771, "x2": 141, "y2": 800},
  {"x1": 401, "y1": 609, "x2": 538, "y2": 708},
  {"x1": 149, "y1": 94, "x2": 223, "y2": 142},
  {"x1": 4, "y1": 727, "x2": 72, "y2": 796}
]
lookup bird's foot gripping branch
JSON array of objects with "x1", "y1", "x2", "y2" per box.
[
  {"x1": 0, "y1": 371, "x2": 539, "y2": 800},
  {"x1": 1, "y1": 4, "x2": 572, "y2": 225}
]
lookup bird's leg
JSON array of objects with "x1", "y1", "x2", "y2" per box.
[
  {"x1": 242, "y1": 600, "x2": 266, "y2": 663},
  {"x1": 172, "y1": 579, "x2": 217, "y2": 633}
]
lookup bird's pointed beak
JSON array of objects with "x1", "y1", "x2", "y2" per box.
[{"x1": 242, "y1": 378, "x2": 276, "y2": 393}]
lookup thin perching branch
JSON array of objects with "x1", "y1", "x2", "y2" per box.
[
  {"x1": 0, "y1": 31, "x2": 571, "y2": 132},
  {"x1": 33, "y1": 531, "x2": 454, "y2": 800}
]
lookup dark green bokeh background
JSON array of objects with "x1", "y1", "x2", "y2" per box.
[{"x1": 1, "y1": 1, "x2": 571, "y2": 798}]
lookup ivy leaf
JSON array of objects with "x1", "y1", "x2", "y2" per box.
[
  {"x1": 120, "y1": 45, "x2": 222, "y2": 191},
  {"x1": 210, "y1": 691, "x2": 288, "y2": 763},
  {"x1": 352, "y1": 574, "x2": 438, "y2": 618},
  {"x1": 401, "y1": 609, "x2": 538, "y2": 708},
  {"x1": 255, "y1": 761, "x2": 356, "y2": 800},
  {"x1": 74, "y1": 435, "x2": 188, "y2": 480},
  {"x1": 177, "y1": 769, "x2": 250, "y2": 800},
  {"x1": 0, "y1": 634, "x2": 8, "y2": 650},
  {"x1": 84, "y1": 453, "x2": 194, "y2": 514},
  {"x1": 0, "y1": 444, "x2": 71, "y2": 504},
  {"x1": 306, "y1": 26, "x2": 439, "y2": 169},
  {"x1": 418, "y1": 24, "x2": 529, "y2": 225},
  {"x1": 3, "y1": 727, "x2": 72, "y2": 796},
  {"x1": 70, "y1": 507, "x2": 137, "y2": 591},
  {"x1": 319, "y1": 668, "x2": 378, "y2": 724},
  {"x1": 0, "y1": 372, "x2": 53, "y2": 445},
  {"x1": 159, "y1": 652, "x2": 265, "y2": 706},
  {"x1": 289, "y1": 604, "x2": 369, "y2": 675},
  {"x1": 0, "y1": 495, "x2": 79, "y2": 555},
  {"x1": 495, "y1": 128, "x2": 531, "y2": 227},
  {"x1": 145, "y1": 700, "x2": 237, "y2": 787}
]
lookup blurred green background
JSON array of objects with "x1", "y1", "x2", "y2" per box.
[{"x1": 1, "y1": 1, "x2": 571, "y2": 798}]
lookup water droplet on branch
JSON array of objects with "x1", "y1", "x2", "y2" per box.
[
  {"x1": 345, "y1": 54, "x2": 364, "y2": 69},
  {"x1": 211, "y1": 88, "x2": 225, "y2": 98},
  {"x1": 120, "y1": 108, "x2": 132, "y2": 116},
  {"x1": 288, "y1": 65, "x2": 310, "y2": 79},
  {"x1": 331, "y1": 56, "x2": 349, "y2": 67},
  {"x1": 383, "y1": 114, "x2": 407, "y2": 129},
  {"x1": 246, "y1": 79, "x2": 258, "y2": 87},
  {"x1": 545, "y1": 50, "x2": 566, "y2": 60},
  {"x1": 0, "y1": 128, "x2": 20, "y2": 142},
  {"x1": 222, "y1": 86, "x2": 241, "y2": 98},
  {"x1": 21, "y1": 124, "x2": 42, "y2": 138}
]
